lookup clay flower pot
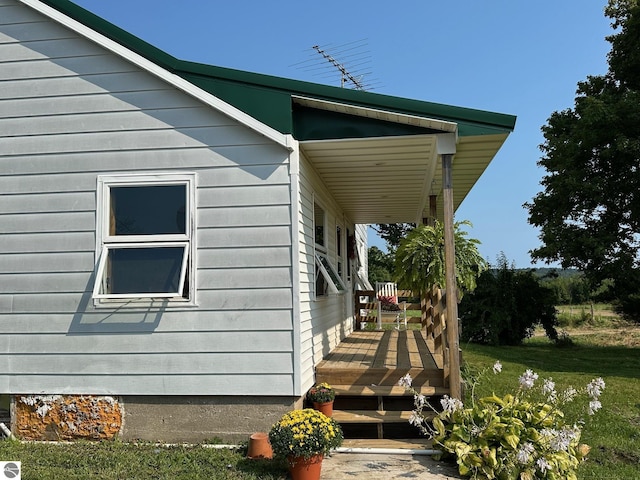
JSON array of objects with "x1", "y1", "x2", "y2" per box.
[
  {"x1": 247, "y1": 432, "x2": 273, "y2": 459},
  {"x1": 312, "y1": 400, "x2": 334, "y2": 418},
  {"x1": 287, "y1": 454, "x2": 324, "y2": 480}
]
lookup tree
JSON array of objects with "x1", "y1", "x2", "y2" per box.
[
  {"x1": 393, "y1": 220, "x2": 487, "y2": 297},
  {"x1": 367, "y1": 246, "x2": 394, "y2": 284},
  {"x1": 459, "y1": 254, "x2": 559, "y2": 346},
  {"x1": 525, "y1": 0, "x2": 640, "y2": 321},
  {"x1": 371, "y1": 223, "x2": 415, "y2": 251}
]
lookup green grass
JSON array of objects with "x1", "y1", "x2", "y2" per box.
[
  {"x1": 0, "y1": 441, "x2": 289, "y2": 479},
  {"x1": 461, "y1": 328, "x2": 640, "y2": 480}
]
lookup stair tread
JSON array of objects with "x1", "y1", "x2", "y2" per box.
[
  {"x1": 332, "y1": 384, "x2": 448, "y2": 396},
  {"x1": 341, "y1": 438, "x2": 435, "y2": 450},
  {"x1": 333, "y1": 409, "x2": 435, "y2": 424}
]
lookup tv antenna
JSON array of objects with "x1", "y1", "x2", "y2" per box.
[
  {"x1": 313, "y1": 45, "x2": 365, "y2": 90},
  {"x1": 290, "y1": 40, "x2": 379, "y2": 91}
]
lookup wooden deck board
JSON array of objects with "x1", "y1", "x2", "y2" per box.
[{"x1": 316, "y1": 330, "x2": 444, "y2": 388}]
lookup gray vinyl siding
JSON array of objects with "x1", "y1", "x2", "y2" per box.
[
  {"x1": 297, "y1": 152, "x2": 354, "y2": 392},
  {"x1": 0, "y1": 1, "x2": 294, "y2": 396}
]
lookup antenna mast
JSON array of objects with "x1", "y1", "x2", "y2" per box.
[{"x1": 312, "y1": 45, "x2": 366, "y2": 90}]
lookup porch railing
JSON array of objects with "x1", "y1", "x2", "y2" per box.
[{"x1": 354, "y1": 287, "x2": 450, "y2": 385}]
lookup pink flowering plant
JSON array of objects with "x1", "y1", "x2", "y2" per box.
[
  {"x1": 306, "y1": 382, "x2": 336, "y2": 403},
  {"x1": 399, "y1": 363, "x2": 605, "y2": 480}
]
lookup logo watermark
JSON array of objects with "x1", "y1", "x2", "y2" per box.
[{"x1": 0, "y1": 462, "x2": 20, "y2": 479}]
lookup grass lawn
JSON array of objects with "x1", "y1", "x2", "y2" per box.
[
  {"x1": 461, "y1": 325, "x2": 640, "y2": 480},
  {"x1": 0, "y1": 325, "x2": 637, "y2": 479}
]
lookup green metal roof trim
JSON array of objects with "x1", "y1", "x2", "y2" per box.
[{"x1": 41, "y1": 0, "x2": 517, "y2": 138}]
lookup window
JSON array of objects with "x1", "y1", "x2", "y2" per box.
[
  {"x1": 314, "y1": 201, "x2": 326, "y2": 250},
  {"x1": 93, "y1": 173, "x2": 195, "y2": 301},
  {"x1": 313, "y1": 199, "x2": 345, "y2": 297},
  {"x1": 316, "y1": 252, "x2": 346, "y2": 294},
  {"x1": 336, "y1": 225, "x2": 343, "y2": 278}
]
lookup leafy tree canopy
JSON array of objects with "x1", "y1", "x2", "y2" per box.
[
  {"x1": 371, "y1": 223, "x2": 415, "y2": 251},
  {"x1": 526, "y1": 0, "x2": 640, "y2": 320},
  {"x1": 367, "y1": 246, "x2": 394, "y2": 285}
]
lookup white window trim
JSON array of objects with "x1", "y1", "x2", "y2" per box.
[
  {"x1": 93, "y1": 172, "x2": 196, "y2": 304},
  {"x1": 315, "y1": 252, "x2": 346, "y2": 295}
]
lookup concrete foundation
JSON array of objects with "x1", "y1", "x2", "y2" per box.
[{"x1": 120, "y1": 395, "x2": 304, "y2": 443}]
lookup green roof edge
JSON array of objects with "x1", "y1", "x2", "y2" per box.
[{"x1": 38, "y1": 0, "x2": 517, "y2": 135}]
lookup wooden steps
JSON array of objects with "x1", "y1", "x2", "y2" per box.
[
  {"x1": 333, "y1": 409, "x2": 436, "y2": 424},
  {"x1": 340, "y1": 438, "x2": 435, "y2": 450},
  {"x1": 314, "y1": 330, "x2": 448, "y2": 443},
  {"x1": 332, "y1": 384, "x2": 448, "y2": 397}
]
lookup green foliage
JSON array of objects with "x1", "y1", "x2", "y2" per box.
[
  {"x1": 394, "y1": 220, "x2": 487, "y2": 297},
  {"x1": 403, "y1": 364, "x2": 606, "y2": 480},
  {"x1": 367, "y1": 246, "x2": 394, "y2": 284},
  {"x1": 459, "y1": 254, "x2": 558, "y2": 345},
  {"x1": 525, "y1": 1, "x2": 640, "y2": 322},
  {"x1": 371, "y1": 223, "x2": 415, "y2": 250},
  {"x1": 268, "y1": 409, "x2": 343, "y2": 460}
]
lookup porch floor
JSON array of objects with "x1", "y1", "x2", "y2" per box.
[{"x1": 315, "y1": 329, "x2": 445, "y2": 388}]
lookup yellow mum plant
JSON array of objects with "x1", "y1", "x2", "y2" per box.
[{"x1": 269, "y1": 408, "x2": 343, "y2": 460}]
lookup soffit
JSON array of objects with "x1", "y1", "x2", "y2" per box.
[{"x1": 301, "y1": 132, "x2": 510, "y2": 225}]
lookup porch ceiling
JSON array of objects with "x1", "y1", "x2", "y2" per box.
[{"x1": 300, "y1": 132, "x2": 510, "y2": 225}]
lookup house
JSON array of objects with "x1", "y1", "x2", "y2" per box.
[{"x1": 0, "y1": 0, "x2": 516, "y2": 442}]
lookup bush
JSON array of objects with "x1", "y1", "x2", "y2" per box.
[
  {"x1": 400, "y1": 363, "x2": 606, "y2": 480},
  {"x1": 459, "y1": 254, "x2": 558, "y2": 345}
]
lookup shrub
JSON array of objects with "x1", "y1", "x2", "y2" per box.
[
  {"x1": 459, "y1": 254, "x2": 558, "y2": 345},
  {"x1": 400, "y1": 364, "x2": 605, "y2": 480}
]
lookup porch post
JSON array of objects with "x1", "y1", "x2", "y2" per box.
[{"x1": 441, "y1": 153, "x2": 461, "y2": 400}]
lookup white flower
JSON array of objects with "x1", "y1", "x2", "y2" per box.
[
  {"x1": 588, "y1": 399, "x2": 602, "y2": 415},
  {"x1": 516, "y1": 442, "x2": 535, "y2": 464},
  {"x1": 542, "y1": 378, "x2": 555, "y2": 395},
  {"x1": 408, "y1": 410, "x2": 422, "y2": 426},
  {"x1": 536, "y1": 457, "x2": 552, "y2": 473},
  {"x1": 549, "y1": 426, "x2": 579, "y2": 452},
  {"x1": 519, "y1": 369, "x2": 539, "y2": 389},
  {"x1": 492, "y1": 361, "x2": 502, "y2": 374},
  {"x1": 561, "y1": 387, "x2": 578, "y2": 403},
  {"x1": 398, "y1": 373, "x2": 412, "y2": 388},
  {"x1": 414, "y1": 394, "x2": 426, "y2": 409},
  {"x1": 586, "y1": 377, "x2": 605, "y2": 399},
  {"x1": 440, "y1": 395, "x2": 463, "y2": 413}
]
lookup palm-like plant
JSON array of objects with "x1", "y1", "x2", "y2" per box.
[{"x1": 394, "y1": 220, "x2": 487, "y2": 298}]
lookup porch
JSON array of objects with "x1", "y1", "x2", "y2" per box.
[{"x1": 314, "y1": 289, "x2": 454, "y2": 446}]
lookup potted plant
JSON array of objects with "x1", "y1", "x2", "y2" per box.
[
  {"x1": 269, "y1": 408, "x2": 343, "y2": 480},
  {"x1": 306, "y1": 382, "x2": 336, "y2": 417}
]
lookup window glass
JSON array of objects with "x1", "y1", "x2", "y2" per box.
[
  {"x1": 314, "y1": 202, "x2": 325, "y2": 247},
  {"x1": 103, "y1": 246, "x2": 186, "y2": 295},
  {"x1": 316, "y1": 252, "x2": 346, "y2": 295},
  {"x1": 110, "y1": 185, "x2": 186, "y2": 236}
]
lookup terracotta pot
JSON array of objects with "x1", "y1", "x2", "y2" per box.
[
  {"x1": 247, "y1": 432, "x2": 273, "y2": 459},
  {"x1": 288, "y1": 454, "x2": 323, "y2": 480},
  {"x1": 312, "y1": 400, "x2": 334, "y2": 417}
]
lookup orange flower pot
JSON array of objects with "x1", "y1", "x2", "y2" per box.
[
  {"x1": 288, "y1": 454, "x2": 323, "y2": 480},
  {"x1": 313, "y1": 400, "x2": 334, "y2": 417},
  {"x1": 247, "y1": 432, "x2": 273, "y2": 459}
]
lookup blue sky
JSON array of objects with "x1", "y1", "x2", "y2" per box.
[{"x1": 74, "y1": 0, "x2": 613, "y2": 267}]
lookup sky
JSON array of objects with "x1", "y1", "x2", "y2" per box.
[{"x1": 73, "y1": 0, "x2": 613, "y2": 268}]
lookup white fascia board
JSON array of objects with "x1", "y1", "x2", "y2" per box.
[
  {"x1": 19, "y1": 0, "x2": 291, "y2": 151},
  {"x1": 292, "y1": 95, "x2": 459, "y2": 133}
]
